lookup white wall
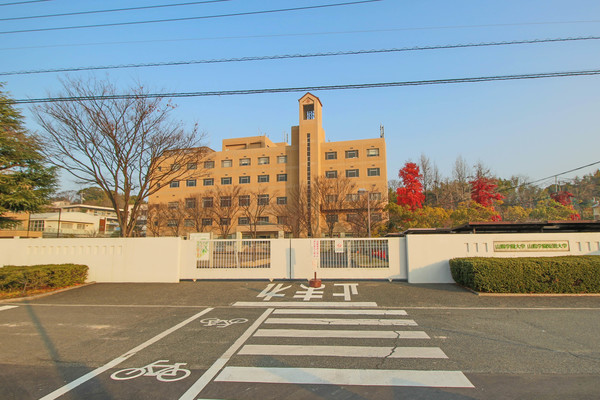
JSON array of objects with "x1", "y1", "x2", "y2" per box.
[
  {"x1": 0, "y1": 237, "x2": 181, "y2": 283},
  {"x1": 406, "y1": 233, "x2": 600, "y2": 284}
]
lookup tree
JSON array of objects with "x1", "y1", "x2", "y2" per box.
[
  {"x1": 78, "y1": 186, "x2": 111, "y2": 207},
  {"x1": 206, "y1": 185, "x2": 242, "y2": 238},
  {"x1": 314, "y1": 176, "x2": 357, "y2": 237},
  {"x1": 1, "y1": 84, "x2": 56, "y2": 227},
  {"x1": 272, "y1": 185, "x2": 309, "y2": 238},
  {"x1": 239, "y1": 187, "x2": 276, "y2": 239},
  {"x1": 32, "y1": 77, "x2": 204, "y2": 237},
  {"x1": 396, "y1": 162, "x2": 425, "y2": 211}
]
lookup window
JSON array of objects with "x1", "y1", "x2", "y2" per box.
[
  {"x1": 170, "y1": 180, "x2": 180, "y2": 188},
  {"x1": 239, "y1": 158, "x2": 251, "y2": 166},
  {"x1": 171, "y1": 163, "x2": 180, "y2": 171},
  {"x1": 30, "y1": 220, "x2": 44, "y2": 231},
  {"x1": 184, "y1": 219, "x2": 194, "y2": 227},
  {"x1": 239, "y1": 195, "x2": 250, "y2": 207},
  {"x1": 204, "y1": 161, "x2": 214, "y2": 169},
  {"x1": 220, "y1": 196, "x2": 232, "y2": 207},
  {"x1": 277, "y1": 216, "x2": 288, "y2": 225},
  {"x1": 258, "y1": 216, "x2": 269, "y2": 224},
  {"x1": 202, "y1": 218, "x2": 212, "y2": 226},
  {"x1": 325, "y1": 170, "x2": 338, "y2": 179},
  {"x1": 257, "y1": 194, "x2": 269, "y2": 205},
  {"x1": 346, "y1": 194, "x2": 360, "y2": 202},
  {"x1": 372, "y1": 213, "x2": 382, "y2": 222},
  {"x1": 370, "y1": 192, "x2": 382, "y2": 201},
  {"x1": 77, "y1": 223, "x2": 86, "y2": 230},
  {"x1": 346, "y1": 213, "x2": 359, "y2": 222},
  {"x1": 221, "y1": 159, "x2": 232, "y2": 168},
  {"x1": 168, "y1": 201, "x2": 179, "y2": 209},
  {"x1": 367, "y1": 148, "x2": 380, "y2": 157},
  {"x1": 277, "y1": 174, "x2": 287, "y2": 182},
  {"x1": 277, "y1": 155, "x2": 287, "y2": 164},
  {"x1": 187, "y1": 162, "x2": 197, "y2": 170},
  {"x1": 238, "y1": 217, "x2": 249, "y2": 225},
  {"x1": 326, "y1": 194, "x2": 338, "y2": 203},
  {"x1": 345, "y1": 150, "x2": 358, "y2": 159},
  {"x1": 346, "y1": 169, "x2": 359, "y2": 178},
  {"x1": 326, "y1": 214, "x2": 339, "y2": 223},
  {"x1": 258, "y1": 175, "x2": 269, "y2": 183},
  {"x1": 156, "y1": 182, "x2": 161, "y2": 188},
  {"x1": 203, "y1": 178, "x2": 214, "y2": 186},
  {"x1": 325, "y1": 152, "x2": 337, "y2": 160},
  {"x1": 167, "y1": 219, "x2": 178, "y2": 227},
  {"x1": 258, "y1": 156, "x2": 270, "y2": 165},
  {"x1": 239, "y1": 176, "x2": 250, "y2": 184},
  {"x1": 303, "y1": 104, "x2": 315, "y2": 120},
  {"x1": 186, "y1": 179, "x2": 197, "y2": 187},
  {"x1": 220, "y1": 218, "x2": 230, "y2": 226},
  {"x1": 185, "y1": 198, "x2": 196, "y2": 208},
  {"x1": 367, "y1": 168, "x2": 380, "y2": 177},
  {"x1": 276, "y1": 196, "x2": 287, "y2": 205},
  {"x1": 202, "y1": 197, "x2": 213, "y2": 208},
  {"x1": 221, "y1": 177, "x2": 232, "y2": 185}
]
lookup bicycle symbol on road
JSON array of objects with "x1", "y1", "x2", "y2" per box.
[
  {"x1": 200, "y1": 317, "x2": 248, "y2": 328},
  {"x1": 110, "y1": 360, "x2": 191, "y2": 382}
]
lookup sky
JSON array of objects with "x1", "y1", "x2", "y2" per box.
[{"x1": 1, "y1": 0, "x2": 600, "y2": 191}]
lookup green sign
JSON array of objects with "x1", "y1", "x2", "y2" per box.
[{"x1": 493, "y1": 241, "x2": 570, "y2": 252}]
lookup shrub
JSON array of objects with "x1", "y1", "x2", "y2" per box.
[
  {"x1": 450, "y1": 256, "x2": 600, "y2": 293},
  {"x1": 0, "y1": 264, "x2": 88, "y2": 293}
]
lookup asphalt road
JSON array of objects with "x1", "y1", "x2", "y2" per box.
[{"x1": 1, "y1": 281, "x2": 599, "y2": 400}]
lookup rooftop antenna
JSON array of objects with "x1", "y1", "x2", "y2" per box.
[{"x1": 380, "y1": 124, "x2": 385, "y2": 138}]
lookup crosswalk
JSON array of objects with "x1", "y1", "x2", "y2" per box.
[{"x1": 207, "y1": 306, "x2": 474, "y2": 396}]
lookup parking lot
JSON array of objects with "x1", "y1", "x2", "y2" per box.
[{"x1": 1, "y1": 281, "x2": 599, "y2": 400}]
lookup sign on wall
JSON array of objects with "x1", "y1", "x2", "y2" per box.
[{"x1": 493, "y1": 241, "x2": 570, "y2": 252}]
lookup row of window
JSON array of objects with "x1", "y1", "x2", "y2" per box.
[
  {"x1": 325, "y1": 168, "x2": 381, "y2": 179},
  {"x1": 165, "y1": 212, "x2": 382, "y2": 228},
  {"x1": 169, "y1": 194, "x2": 285, "y2": 209},
  {"x1": 168, "y1": 173, "x2": 288, "y2": 188},
  {"x1": 325, "y1": 148, "x2": 379, "y2": 160},
  {"x1": 324, "y1": 192, "x2": 382, "y2": 202}
]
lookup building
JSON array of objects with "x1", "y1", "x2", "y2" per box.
[
  {"x1": 149, "y1": 93, "x2": 388, "y2": 238},
  {"x1": 28, "y1": 204, "x2": 121, "y2": 237},
  {"x1": 0, "y1": 212, "x2": 42, "y2": 238}
]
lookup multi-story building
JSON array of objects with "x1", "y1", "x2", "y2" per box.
[{"x1": 149, "y1": 93, "x2": 387, "y2": 238}]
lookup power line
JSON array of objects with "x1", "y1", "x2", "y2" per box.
[
  {"x1": 0, "y1": 0, "x2": 382, "y2": 35},
  {"x1": 0, "y1": 0, "x2": 50, "y2": 6},
  {"x1": 2, "y1": 35, "x2": 598, "y2": 76},
  {"x1": 4, "y1": 20, "x2": 600, "y2": 51},
  {"x1": 7, "y1": 68, "x2": 600, "y2": 104},
  {"x1": 0, "y1": 0, "x2": 232, "y2": 21}
]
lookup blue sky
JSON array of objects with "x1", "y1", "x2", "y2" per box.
[{"x1": 2, "y1": 0, "x2": 600, "y2": 190}]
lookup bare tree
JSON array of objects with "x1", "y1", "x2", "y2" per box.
[
  {"x1": 185, "y1": 196, "x2": 212, "y2": 233},
  {"x1": 239, "y1": 187, "x2": 276, "y2": 239},
  {"x1": 314, "y1": 176, "x2": 357, "y2": 237},
  {"x1": 32, "y1": 77, "x2": 206, "y2": 237},
  {"x1": 146, "y1": 203, "x2": 169, "y2": 237},
  {"x1": 272, "y1": 184, "x2": 311, "y2": 238},
  {"x1": 346, "y1": 190, "x2": 387, "y2": 237},
  {"x1": 207, "y1": 185, "x2": 242, "y2": 238}
]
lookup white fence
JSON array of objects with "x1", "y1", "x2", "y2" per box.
[{"x1": 1, "y1": 233, "x2": 599, "y2": 283}]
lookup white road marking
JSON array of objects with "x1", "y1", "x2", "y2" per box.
[
  {"x1": 215, "y1": 366, "x2": 475, "y2": 388},
  {"x1": 254, "y1": 329, "x2": 430, "y2": 339},
  {"x1": 0, "y1": 305, "x2": 18, "y2": 312},
  {"x1": 39, "y1": 307, "x2": 214, "y2": 400},
  {"x1": 178, "y1": 308, "x2": 274, "y2": 400},
  {"x1": 272, "y1": 309, "x2": 407, "y2": 316},
  {"x1": 233, "y1": 301, "x2": 378, "y2": 308},
  {"x1": 239, "y1": 345, "x2": 448, "y2": 359},
  {"x1": 265, "y1": 317, "x2": 418, "y2": 326}
]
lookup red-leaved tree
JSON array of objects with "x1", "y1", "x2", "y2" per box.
[
  {"x1": 470, "y1": 177, "x2": 504, "y2": 221},
  {"x1": 550, "y1": 191, "x2": 580, "y2": 220},
  {"x1": 396, "y1": 162, "x2": 425, "y2": 211}
]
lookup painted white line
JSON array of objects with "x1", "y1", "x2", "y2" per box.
[
  {"x1": 272, "y1": 309, "x2": 407, "y2": 316},
  {"x1": 39, "y1": 308, "x2": 214, "y2": 400},
  {"x1": 0, "y1": 305, "x2": 18, "y2": 312},
  {"x1": 265, "y1": 318, "x2": 418, "y2": 326},
  {"x1": 179, "y1": 308, "x2": 274, "y2": 400},
  {"x1": 233, "y1": 301, "x2": 378, "y2": 308},
  {"x1": 216, "y1": 367, "x2": 475, "y2": 388},
  {"x1": 238, "y1": 345, "x2": 447, "y2": 359},
  {"x1": 254, "y1": 329, "x2": 430, "y2": 339}
]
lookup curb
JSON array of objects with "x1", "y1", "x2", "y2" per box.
[{"x1": 0, "y1": 282, "x2": 96, "y2": 303}]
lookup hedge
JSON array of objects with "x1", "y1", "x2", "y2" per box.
[
  {"x1": 449, "y1": 256, "x2": 600, "y2": 293},
  {"x1": 0, "y1": 264, "x2": 88, "y2": 293}
]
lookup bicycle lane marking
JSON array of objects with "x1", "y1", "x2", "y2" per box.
[
  {"x1": 39, "y1": 307, "x2": 214, "y2": 400},
  {"x1": 179, "y1": 308, "x2": 274, "y2": 400}
]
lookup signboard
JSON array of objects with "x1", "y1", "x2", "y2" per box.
[
  {"x1": 190, "y1": 233, "x2": 211, "y2": 261},
  {"x1": 334, "y1": 239, "x2": 344, "y2": 253},
  {"x1": 311, "y1": 239, "x2": 321, "y2": 268},
  {"x1": 493, "y1": 241, "x2": 569, "y2": 252}
]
